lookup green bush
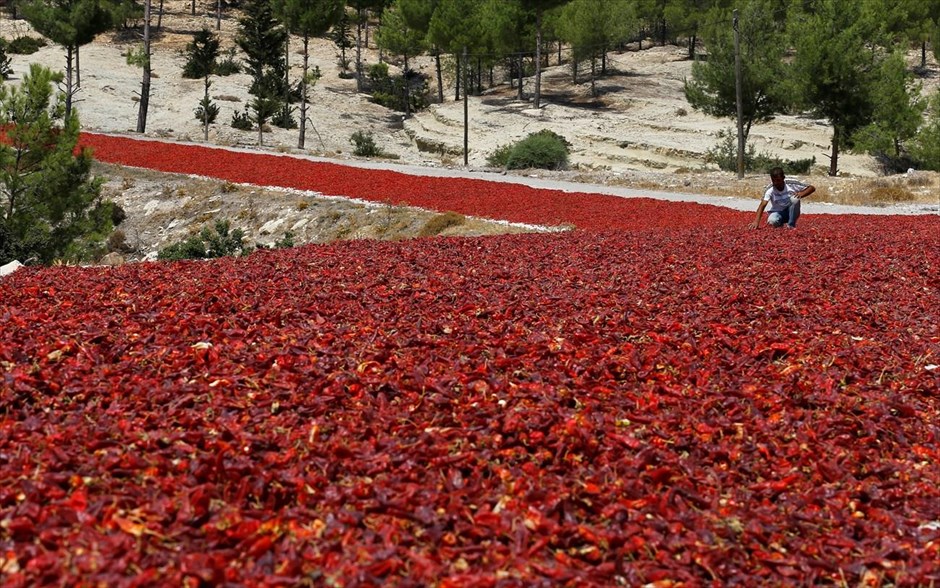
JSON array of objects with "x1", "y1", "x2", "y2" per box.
[
  {"x1": 7, "y1": 36, "x2": 46, "y2": 55},
  {"x1": 365, "y1": 62, "x2": 430, "y2": 113},
  {"x1": 706, "y1": 128, "x2": 815, "y2": 174},
  {"x1": 271, "y1": 104, "x2": 297, "y2": 129},
  {"x1": 909, "y1": 92, "x2": 940, "y2": 172},
  {"x1": 213, "y1": 48, "x2": 242, "y2": 76},
  {"x1": 486, "y1": 144, "x2": 514, "y2": 168},
  {"x1": 195, "y1": 96, "x2": 220, "y2": 125},
  {"x1": 350, "y1": 130, "x2": 380, "y2": 157},
  {"x1": 231, "y1": 107, "x2": 253, "y2": 131},
  {"x1": 158, "y1": 220, "x2": 247, "y2": 261},
  {"x1": 489, "y1": 130, "x2": 571, "y2": 171}
]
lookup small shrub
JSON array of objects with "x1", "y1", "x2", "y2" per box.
[
  {"x1": 365, "y1": 62, "x2": 430, "y2": 113},
  {"x1": 7, "y1": 36, "x2": 46, "y2": 55},
  {"x1": 110, "y1": 203, "x2": 127, "y2": 226},
  {"x1": 486, "y1": 144, "x2": 513, "y2": 168},
  {"x1": 271, "y1": 104, "x2": 297, "y2": 129},
  {"x1": 418, "y1": 212, "x2": 465, "y2": 237},
  {"x1": 195, "y1": 96, "x2": 220, "y2": 125},
  {"x1": 274, "y1": 232, "x2": 295, "y2": 248},
  {"x1": 497, "y1": 130, "x2": 570, "y2": 171},
  {"x1": 706, "y1": 128, "x2": 815, "y2": 174},
  {"x1": 231, "y1": 108, "x2": 253, "y2": 131},
  {"x1": 158, "y1": 220, "x2": 248, "y2": 261},
  {"x1": 350, "y1": 130, "x2": 380, "y2": 157},
  {"x1": 107, "y1": 230, "x2": 135, "y2": 253},
  {"x1": 213, "y1": 48, "x2": 242, "y2": 76}
]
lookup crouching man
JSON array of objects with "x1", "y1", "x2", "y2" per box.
[{"x1": 749, "y1": 166, "x2": 816, "y2": 229}]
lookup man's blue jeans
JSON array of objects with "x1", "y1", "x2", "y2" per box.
[{"x1": 767, "y1": 198, "x2": 801, "y2": 228}]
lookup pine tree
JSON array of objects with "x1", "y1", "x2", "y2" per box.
[
  {"x1": 520, "y1": 0, "x2": 570, "y2": 109},
  {"x1": 18, "y1": 0, "x2": 114, "y2": 119},
  {"x1": 789, "y1": 0, "x2": 885, "y2": 176},
  {"x1": 849, "y1": 53, "x2": 926, "y2": 172},
  {"x1": 909, "y1": 90, "x2": 940, "y2": 171},
  {"x1": 184, "y1": 28, "x2": 222, "y2": 141},
  {"x1": 331, "y1": 8, "x2": 356, "y2": 74},
  {"x1": 236, "y1": 0, "x2": 290, "y2": 145},
  {"x1": 684, "y1": 0, "x2": 788, "y2": 146},
  {"x1": 272, "y1": 0, "x2": 343, "y2": 148},
  {"x1": 0, "y1": 64, "x2": 114, "y2": 265},
  {"x1": 376, "y1": 3, "x2": 425, "y2": 115}
]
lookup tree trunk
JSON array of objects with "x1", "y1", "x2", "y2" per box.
[
  {"x1": 191, "y1": 0, "x2": 195, "y2": 16},
  {"x1": 476, "y1": 57, "x2": 481, "y2": 95},
  {"x1": 299, "y1": 35, "x2": 308, "y2": 149},
  {"x1": 455, "y1": 57, "x2": 460, "y2": 101},
  {"x1": 688, "y1": 34, "x2": 696, "y2": 59},
  {"x1": 404, "y1": 53, "x2": 410, "y2": 117},
  {"x1": 157, "y1": 0, "x2": 164, "y2": 30},
  {"x1": 76, "y1": 45, "x2": 81, "y2": 88},
  {"x1": 601, "y1": 47, "x2": 607, "y2": 75},
  {"x1": 355, "y1": 8, "x2": 363, "y2": 92},
  {"x1": 137, "y1": 0, "x2": 152, "y2": 133},
  {"x1": 65, "y1": 45, "x2": 74, "y2": 119},
  {"x1": 517, "y1": 54, "x2": 524, "y2": 101},
  {"x1": 557, "y1": 41, "x2": 562, "y2": 65},
  {"x1": 203, "y1": 76, "x2": 211, "y2": 141},
  {"x1": 216, "y1": 0, "x2": 221, "y2": 31},
  {"x1": 590, "y1": 55, "x2": 596, "y2": 97},
  {"x1": 284, "y1": 35, "x2": 290, "y2": 120},
  {"x1": 922, "y1": 41, "x2": 927, "y2": 69},
  {"x1": 534, "y1": 10, "x2": 543, "y2": 108},
  {"x1": 435, "y1": 52, "x2": 443, "y2": 103},
  {"x1": 572, "y1": 59, "x2": 577, "y2": 84},
  {"x1": 829, "y1": 126, "x2": 840, "y2": 177}
]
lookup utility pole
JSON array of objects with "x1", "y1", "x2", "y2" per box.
[{"x1": 733, "y1": 9, "x2": 744, "y2": 179}]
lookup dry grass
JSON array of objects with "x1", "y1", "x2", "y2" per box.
[{"x1": 418, "y1": 211, "x2": 466, "y2": 237}]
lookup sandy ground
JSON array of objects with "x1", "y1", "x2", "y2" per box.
[{"x1": 1, "y1": 1, "x2": 938, "y2": 260}]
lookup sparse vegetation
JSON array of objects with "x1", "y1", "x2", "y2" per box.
[
  {"x1": 213, "y1": 48, "x2": 242, "y2": 76},
  {"x1": 158, "y1": 219, "x2": 248, "y2": 260},
  {"x1": 418, "y1": 211, "x2": 465, "y2": 237},
  {"x1": 365, "y1": 62, "x2": 430, "y2": 113},
  {"x1": 231, "y1": 107, "x2": 253, "y2": 131},
  {"x1": 6, "y1": 36, "x2": 46, "y2": 55},
  {"x1": 706, "y1": 129, "x2": 815, "y2": 175}
]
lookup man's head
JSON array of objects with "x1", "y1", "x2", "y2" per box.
[{"x1": 769, "y1": 167, "x2": 786, "y2": 190}]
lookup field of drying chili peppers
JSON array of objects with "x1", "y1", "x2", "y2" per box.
[{"x1": 1, "y1": 135, "x2": 939, "y2": 586}]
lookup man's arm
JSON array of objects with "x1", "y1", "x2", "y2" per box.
[
  {"x1": 749, "y1": 199, "x2": 768, "y2": 229},
  {"x1": 794, "y1": 184, "x2": 816, "y2": 199}
]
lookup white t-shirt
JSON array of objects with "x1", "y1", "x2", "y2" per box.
[{"x1": 762, "y1": 179, "x2": 807, "y2": 212}]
